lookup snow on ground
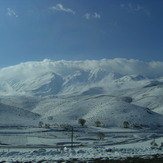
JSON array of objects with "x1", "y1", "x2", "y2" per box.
[
  {"x1": 0, "y1": 126, "x2": 162, "y2": 162},
  {"x1": 31, "y1": 94, "x2": 163, "y2": 129},
  {"x1": 0, "y1": 145, "x2": 162, "y2": 163}
]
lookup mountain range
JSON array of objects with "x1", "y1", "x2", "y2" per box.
[{"x1": 0, "y1": 58, "x2": 163, "y2": 128}]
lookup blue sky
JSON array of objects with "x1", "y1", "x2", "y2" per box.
[{"x1": 0, "y1": 0, "x2": 163, "y2": 67}]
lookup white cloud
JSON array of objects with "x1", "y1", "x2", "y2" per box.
[
  {"x1": 2, "y1": 58, "x2": 163, "y2": 80},
  {"x1": 120, "y1": 3, "x2": 150, "y2": 16},
  {"x1": 94, "y1": 12, "x2": 101, "y2": 19},
  {"x1": 49, "y1": 4, "x2": 75, "y2": 15},
  {"x1": 84, "y1": 13, "x2": 91, "y2": 19},
  {"x1": 84, "y1": 12, "x2": 101, "y2": 20},
  {"x1": 7, "y1": 8, "x2": 18, "y2": 18}
]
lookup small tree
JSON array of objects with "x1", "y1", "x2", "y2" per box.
[
  {"x1": 45, "y1": 123, "x2": 50, "y2": 129},
  {"x1": 95, "y1": 121, "x2": 101, "y2": 127},
  {"x1": 123, "y1": 121, "x2": 130, "y2": 128},
  {"x1": 97, "y1": 132, "x2": 105, "y2": 140},
  {"x1": 160, "y1": 142, "x2": 163, "y2": 147},
  {"x1": 156, "y1": 124, "x2": 161, "y2": 130},
  {"x1": 150, "y1": 139, "x2": 158, "y2": 148},
  {"x1": 133, "y1": 124, "x2": 142, "y2": 129},
  {"x1": 38, "y1": 121, "x2": 44, "y2": 128},
  {"x1": 78, "y1": 118, "x2": 86, "y2": 127}
]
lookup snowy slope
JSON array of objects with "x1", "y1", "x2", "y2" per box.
[
  {"x1": 32, "y1": 95, "x2": 163, "y2": 128},
  {"x1": 0, "y1": 96, "x2": 40, "y2": 111},
  {"x1": 0, "y1": 103, "x2": 40, "y2": 126},
  {"x1": 0, "y1": 58, "x2": 163, "y2": 127}
]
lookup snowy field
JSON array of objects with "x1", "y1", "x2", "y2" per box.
[{"x1": 0, "y1": 126, "x2": 162, "y2": 162}]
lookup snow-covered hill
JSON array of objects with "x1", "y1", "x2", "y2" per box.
[
  {"x1": 31, "y1": 95, "x2": 163, "y2": 128},
  {"x1": 0, "y1": 58, "x2": 163, "y2": 127},
  {"x1": 0, "y1": 103, "x2": 40, "y2": 126}
]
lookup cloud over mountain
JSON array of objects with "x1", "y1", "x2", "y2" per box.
[{"x1": 0, "y1": 58, "x2": 163, "y2": 97}]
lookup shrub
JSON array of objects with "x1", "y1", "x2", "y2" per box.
[
  {"x1": 38, "y1": 121, "x2": 43, "y2": 128},
  {"x1": 160, "y1": 142, "x2": 163, "y2": 147},
  {"x1": 133, "y1": 124, "x2": 142, "y2": 129},
  {"x1": 156, "y1": 124, "x2": 161, "y2": 130},
  {"x1": 150, "y1": 139, "x2": 158, "y2": 148},
  {"x1": 123, "y1": 121, "x2": 130, "y2": 128},
  {"x1": 78, "y1": 118, "x2": 86, "y2": 127},
  {"x1": 45, "y1": 123, "x2": 50, "y2": 129},
  {"x1": 95, "y1": 121, "x2": 101, "y2": 127},
  {"x1": 97, "y1": 132, "x2": 105, "y2": 140}
]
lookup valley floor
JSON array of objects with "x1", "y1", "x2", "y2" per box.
[{"x1": 0, "y1": 126, "x2": 162, "y2": 162}]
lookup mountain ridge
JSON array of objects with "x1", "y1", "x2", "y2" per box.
[
  {"x1": 0, "y1": 58, "x2": 163, "y2": 127},
  {"x1": 1, "y1": 58, "x2": 163, "y2": 96}
]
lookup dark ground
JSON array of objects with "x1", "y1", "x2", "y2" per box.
[
  {"x1": 0, "y1": 154, "x2": 162, "y2": 163},
  {"x1": 65, "y1": 154, "x2": 163, "y2": 163}
]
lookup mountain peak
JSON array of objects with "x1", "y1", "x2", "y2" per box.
[{"x1": 0, "y1": 58, "x2": 163, "y2": 96}]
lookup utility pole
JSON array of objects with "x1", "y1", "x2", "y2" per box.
[{"x1": 71, "y1": 126, "x2": 74, "y2": 149}]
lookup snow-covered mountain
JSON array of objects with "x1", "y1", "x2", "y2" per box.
[
  {"x1": 0, "y1": 58, "x2": 163, "y2": 97},
  {"x1": 0, "y1": 58, "x2": 163, "y2": 127}
]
